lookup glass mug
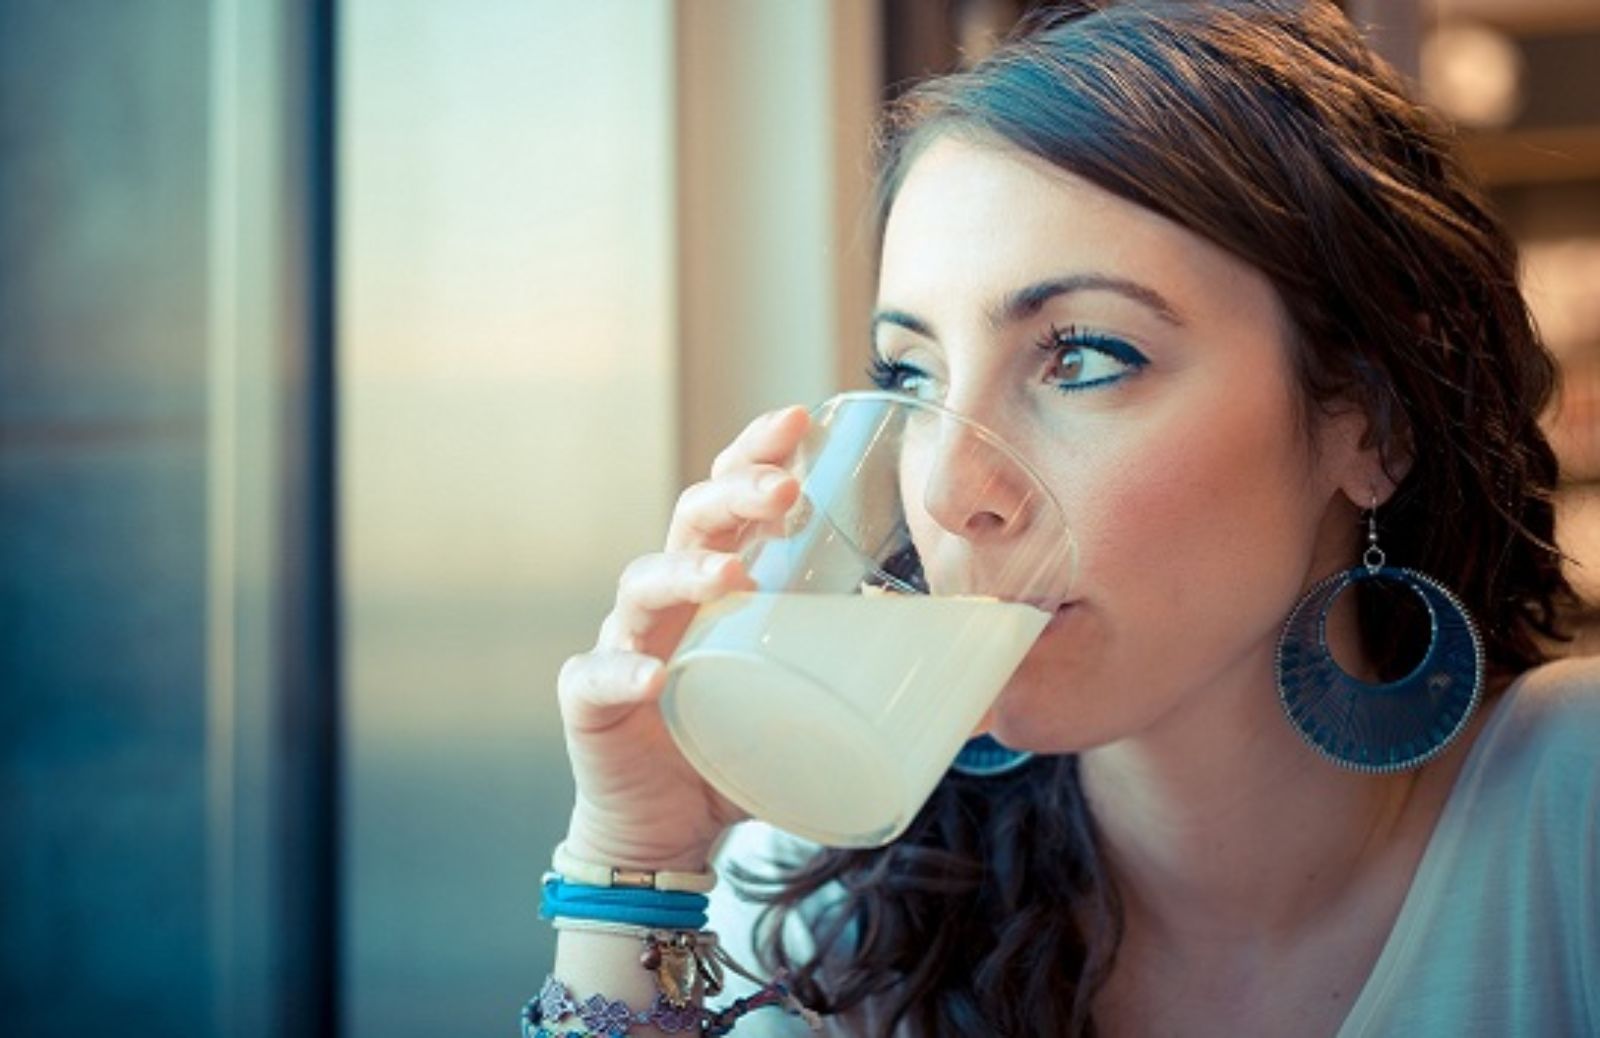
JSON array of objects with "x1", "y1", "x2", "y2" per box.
[{"x1": 660, "y1": 391, "x2": 1075, "y2": 847}]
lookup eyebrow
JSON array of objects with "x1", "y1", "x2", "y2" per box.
[{"x1": 872, "y1": 272, "x2": 1187, "y2": 340}]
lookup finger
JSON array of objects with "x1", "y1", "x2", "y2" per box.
[
  {"x1": 599, "y1": 551, "x2": 755, "y2": 651},
  {"x1": 665, "y1": 466, "x2": 800, "y2": 552},
  {"x1": 557, "y1": 648, "x2": 667, "y2": 732},
  {"x1": 708, "y1": 405, "x2": 810, "y2": 481}
]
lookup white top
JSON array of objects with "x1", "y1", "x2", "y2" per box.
[
  {"x1": 707, "y1": 656, "x2": 1600, "y2": 1036},
  {"x1": 1336, "y1": 656, "x2": 1600, "y2": 1036}
]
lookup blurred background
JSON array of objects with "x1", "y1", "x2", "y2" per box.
[{"x1": 1, "y1": 1, "x2": 1596, "y2": 1035}]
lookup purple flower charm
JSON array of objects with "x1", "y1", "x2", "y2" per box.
[
  {"x1": 537, "y1": 974, "x2": 577, "y2": 1023},
  {"x1": 647, "y1": 993, "x2": 704, "y2": 1033},
  {"x1": 577, "y1": 992, "x2": 637, "y2": 1034}
]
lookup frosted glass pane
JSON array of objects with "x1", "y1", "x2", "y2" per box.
[{"x1": 339, "y1": 3, "x2": 674, "y2": 1033}]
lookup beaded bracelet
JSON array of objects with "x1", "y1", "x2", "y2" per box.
[
  {"x1": 552, "y1": 841, "x2": 718, "y2": 894},
  {"x1": 521, "y1": 972, "x2": 822, "y2": 1038},
  {"x1": 522, "y1": 973, "x2": 701, "y2": 1036}
]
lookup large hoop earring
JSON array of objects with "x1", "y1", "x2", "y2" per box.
[
  {"x1": 1275, "y1": 504, "x2": 1484, "y2": 773},
  {"x1": 950, "y1": 733, "x2": 1034, "y2": 777}
]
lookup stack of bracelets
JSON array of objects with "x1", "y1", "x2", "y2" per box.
[{"x1": 523, "y1": 841, "x2": 823, "y2": 1037}]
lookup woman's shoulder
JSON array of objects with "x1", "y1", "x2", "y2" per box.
[
  {"x1": 1492, "y1": 653, "x2": 1600, "y2": 754},
  {"x1": 1469, "y1": 653, "x2": 1600, "y2": 801}
]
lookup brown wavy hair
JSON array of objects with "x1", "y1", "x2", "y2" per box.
[{"x1": 733, "y1": 2, "x2": 1578, "y2": 1034}]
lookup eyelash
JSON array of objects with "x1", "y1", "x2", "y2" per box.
[
  {"x1": 1035, "y1": 324, "x2": 1149, "y2": 393},
  {"x1": 865, "y1": 355, "x2": 925, "y2": 394},
  {"x1": 866, "y1": 325, "x2": 1148, "y2": 396}
]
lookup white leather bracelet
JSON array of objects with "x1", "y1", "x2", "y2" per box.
[
  {"x1": 551, "y1": 917, "x2": 719, "y2": 946},
  {"x1": 551, "y1": 840, "x2": 719, "y2": 894}
]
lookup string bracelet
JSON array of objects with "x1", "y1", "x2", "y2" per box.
[
  {"x1": 549, "y1": 917, "x2": 665, "y2": 940},
  {"x1": 552, "y1": 841, "x2": 718, "y2": 895},
  {"x1": 539, "y1": 874, "x2": 709, "y2": 931},
  {"x1": 703, "y1": 971, "x2": 820, "y2": 1037},
  {"x1": 697, "y1": 943, "x2": 821, "y2": 1031}
]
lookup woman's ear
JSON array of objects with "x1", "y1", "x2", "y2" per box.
[{"x1": 1321, "y1": 397, "x2": 1413, "y2": 509}]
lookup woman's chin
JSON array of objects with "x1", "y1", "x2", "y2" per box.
[
  {"x1": 987, "y1": 663, "x2": 1101, "y2": 753},
  {"x1": 977, "y1": 603, "x2": 1107, "y2": 750},
  {"x1": 983, "y1": 681, "x2": 1060, "y2": 752}
]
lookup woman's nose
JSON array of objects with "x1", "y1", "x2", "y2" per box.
[{"x1": 917, "y1": 416, "x2": 1036, "y2": 542}]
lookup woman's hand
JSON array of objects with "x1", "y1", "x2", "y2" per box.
[{"x1": 557, "y1": 405, "x2": 809, "y2": 871}]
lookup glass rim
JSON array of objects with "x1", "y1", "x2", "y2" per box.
[{"x1": 812, "y1": 389, "x2": 1070, "y2": 530}]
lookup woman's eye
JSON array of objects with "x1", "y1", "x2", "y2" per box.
[
  {"x1": 869, "y1": 328, "x2": 1146, "y2": 399},
  {"x1": 867, "y1": 356, "x2": 943, "y2": 401},
  {"x1": 1040, "y1": 327, "x2": 1148, "y2": 392}
]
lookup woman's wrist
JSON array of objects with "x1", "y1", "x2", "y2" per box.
[
  {"x1": 562, "y1": 834, "x2": 712, "y2": 875},
  {"x1": 562, "y1": 809, "x2": 721, "y2": 875},
  {"x1": 537, "y1": 820, "x2": 824, "y2": 1035}
]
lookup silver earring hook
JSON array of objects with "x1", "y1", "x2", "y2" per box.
[{"x1": 1363, "y1": 493, "x2": 1386, "y2": 572}]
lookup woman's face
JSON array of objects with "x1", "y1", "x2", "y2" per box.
[{"x1": 876, "y1": 135, "x2": 1371, "y2": 752}]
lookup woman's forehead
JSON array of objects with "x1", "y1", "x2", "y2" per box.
[{"x1": 877, "y1": 136, "x2": 1276, "y2": 332}]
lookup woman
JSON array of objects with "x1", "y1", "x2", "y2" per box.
[{"x1": 540, "y1": 2, "x2": 1599, "y2": 1035}]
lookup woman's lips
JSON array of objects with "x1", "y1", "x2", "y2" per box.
[{"x1": 1043, "y1": 602, "x2": 1075, "y2": 632}]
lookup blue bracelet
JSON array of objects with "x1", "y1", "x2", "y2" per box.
[
  {"x1": 541, "y1": 875, "x2": 709, "y2": 913},
  {"x1": 539, "y1": 875, "x2": 711, "y2": 931}
]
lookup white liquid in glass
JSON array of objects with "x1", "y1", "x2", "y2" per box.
[{"x1": 661, "y1": 592, "x2": 1049, "y2": 846}]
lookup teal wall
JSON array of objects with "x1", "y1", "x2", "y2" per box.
[{"x1": 0, "y1": 0, "x2": 213, "y2": 1032}]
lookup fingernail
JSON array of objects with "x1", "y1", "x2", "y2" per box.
[
  {"x1": 700, "y1": 553, "x2": 727, "y2": 577},
  {"x1": 633, "y1": 659, "x2": 662, "y2": 688},
  {"x1": 765, "y1": 405, "x2": 800, "y2": 427},
  {"x1": 756, "y1": 470, "x2": 787, "y2": 493}
]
